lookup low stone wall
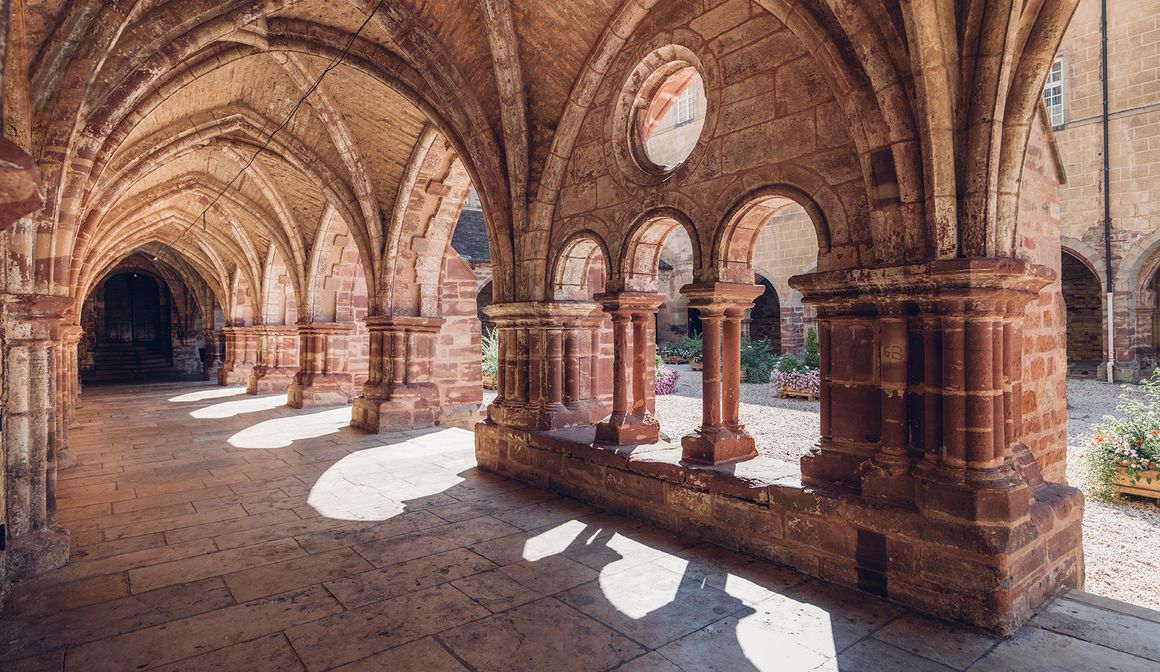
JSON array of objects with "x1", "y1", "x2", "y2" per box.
[{"x1": 475, "y1": 422, "x2": 1084, "y2": 635}]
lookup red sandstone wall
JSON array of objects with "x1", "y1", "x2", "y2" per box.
[
  {"x1": 1019, "y1": 116, "x2": 1069, "y2": 483},
  {"x1": 437, "y1": 250, "x2": 485, "y2": 423}
]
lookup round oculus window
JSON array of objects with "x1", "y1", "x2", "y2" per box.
[{"x1": 635, "y1": 66, "x2": 706, "y2": 172}]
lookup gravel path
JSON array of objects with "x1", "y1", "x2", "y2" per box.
[
  {"x1": 487, "y1": 367, "x2": 1160, "y2": 610},
  {"x1": 1064, "y1": 379, "x2": 1160, "y2": 610}
]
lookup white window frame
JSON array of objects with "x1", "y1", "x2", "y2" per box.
[
  {"x1": 675, "y1": 84, "x2": 696, "y2": 125},
  {"x1": 1043, "y1": 55, "x2": 1066, "y2": 129}
]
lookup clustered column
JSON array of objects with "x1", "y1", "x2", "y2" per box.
[
  {"x1": 679, "y1": 282, "x2": 763, "y2": 464},
  {"x1": 2, "y1": 296, "x2": 72, "y2": 580},
  {"x1": 486, "y1": 302, "x2": 608, "y2": 432},
  {"x1": 592, "y1": 292, "x2": 664, "y2": 445},
  {"x1": 288, "y1": 322, "x2": 355, "y2": 408},
  {"x1": 791, "y1": 259, "x2": 1050, "y2": 519},
  {"x1": 246, "y1": 325, "x2": 299, "y2": 395},
  {"x1": 351, "y1": 316, "x2": 444, "y2": 432},
  {"x1": 202, "y1": 327, "x2": 224, "y2": 381},
  {"x1": 218, "y1": 326, "x2": 258, "y2": 386}
]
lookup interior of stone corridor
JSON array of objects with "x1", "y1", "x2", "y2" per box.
[{"x1": 0, "y1": 0, "x2": 1140, "y2": 669}]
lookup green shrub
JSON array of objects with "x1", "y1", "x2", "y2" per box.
[
  {"x1": 481, "y1": 328, "x2": 499, "y2": 378},
  {"x1": 777, "y1": 353, "x2": 805, "y2": 373},
  {"x1": 677, "y1": 332, "x2": 703, "y2": 360},
  {"x1": 804, "y1": 326, "x2": 820, "y2": 369},
  {"x1": 740, "y1": 337, "x2": 779, "y2": 383}
]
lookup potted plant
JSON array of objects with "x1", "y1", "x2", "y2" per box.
[
  {"x1": 660, "y1": 345, "x2": 687, "y2": 365},
  {"x1": 1085, "y1": 370, "x2": 1160, "y2": 501},
  {"x1": 740, "y1": 337, "x2": 778, "y2": 383},
  {"x1": 481, "y1": 329, "x2": 499, "y2": 390},
  {"x1": 682, "y1": 333, "x2": 703, "y2": 371}
]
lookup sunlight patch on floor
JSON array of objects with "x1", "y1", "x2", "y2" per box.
[
  {"x1": 307, "y1": 429, "x2": 472, "y2": 521},
  {"x1": 189, "y1": 394, "x2": 285, "y2": 419},
  {"x1": 228, "y1": 406, "x2": 350, "y2": 448},
  {"x1": 169, "y1": 387, "x2": 246, "y2": 403}
]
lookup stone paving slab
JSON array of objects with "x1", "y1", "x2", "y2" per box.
[{"x1": 1, "y1": 381, "x2": 1157, "y2": 672}]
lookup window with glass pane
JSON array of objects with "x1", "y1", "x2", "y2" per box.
[
  {"x1": 676, "y1": 84, "x2": 695, "y2": 125},
  {"x1": 1043, "y1": 57, "x2": 1065, "y2": 128}
]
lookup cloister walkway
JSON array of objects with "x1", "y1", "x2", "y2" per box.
[{"x1": 1, "y1": 382, "x2": 1157, "y2": 672}]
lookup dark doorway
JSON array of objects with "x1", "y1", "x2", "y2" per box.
[
  {"x1": 1061, "y1": 250, "x2": 1102, "y2": 377},
  {"x1": 749, "y1": 275, "x2": 781, "y2": 351},
  {"x1": 105, "y1": 272, "x2": 166, "y2": 344},
  {"x1": 687, "y1": 307, "x2": 702, "y2": 337}
]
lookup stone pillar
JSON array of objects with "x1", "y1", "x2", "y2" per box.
[
  {"x1": 55, "y1": 324, "x2": 82, "y2": 471},
  {"x1": 679, "y1": 282, "x2": 763, "y2": 464},
  {"x1": 485, "y1": 302, "x2": 606, "y2": 431},
  {"x1": 791, "y1": 259, "x2": 1059, "y2": 512},
  {"x1": 288, "y1": 322, "x2": 355, "y2": 408},
  {"x1": 351, "y1": 316, "x2": 444, "y2": 432},
  {"x1": 202, "y1": 328, "x2": 224, "y2": 381},
  {"x1": 1, "y1": 295, "x2": 72, "y2": 580},
  {"x1": 247, "y1": 325, "x2": 299, "y2": 395},
  {"x1": 218, "y1": 326, "x2": 257, "y2": 386},
  {"x1": 593, "y1": 293, "x2": 665, "y2": 444}
]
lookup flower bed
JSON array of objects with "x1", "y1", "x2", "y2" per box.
[
  {"x1": 771, "y1": 368, "x2": 821, "y2": 401},
  {"x1": 656, "y1": 366, "x2": 680, "y2": 395},
  {"x1": 1085, "y1": 370, "x2": 1160, "y2": 501}
]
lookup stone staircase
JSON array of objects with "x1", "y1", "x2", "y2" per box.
[{"x1": 82, "y1": 342, "x2": 185, "y2": 385}]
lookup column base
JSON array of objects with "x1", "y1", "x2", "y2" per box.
[
  {"x1": 857, "y1": 455, "x2": 914, "y2": 502},
  {"x1": 681, "y1": 425, "x2": 757, "y2": 465},
  {"x1": 8, "y1": 525, "x2": 70, "y2": 581},
  {"x1": 351, "y1": 384, "x2": 440, "y2": 432},
  {"x1": 219, "y1": 365, "x2": 251, "y2": 386},
  {"x1": 287, "y1": 373, "x2": 354, "y2": 408},
  {"x1": 800, "y1": 440, "x2": 876, "y2": 490},
  {"x1": 247, "y1": 366, "x2": 296, "y2": 395},
  {"x1": 595, "y1": 411, "x2": 660, "y2": 445},
  {"x1": 488, "y1": 400, "x2": 606, "y2": 432}
]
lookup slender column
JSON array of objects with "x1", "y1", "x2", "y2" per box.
[
  {"x1": 351, "y1": 316, "x2": 444, "y2": 432},
  {"x1": 722, "y1": 308, "x2": 744, "y2": 426},
  {"x1": 860, "y1": 306, "x2": 913, "y2": 500},
  {"x1": 609, "y1": 312, "x2": 631, "y2": 418},
  {"x1": 679, "y1": 282, "x2": 762, "y2": 465},
  {"x1": 563, "y1": 326, "x2": 581, "y2": 405},
  {"x1": 593, "y1": 293, "x2": 664, "y2": 445},
  {"x1": 701, "y1": 311, "x2": 723, "y2": 429}
]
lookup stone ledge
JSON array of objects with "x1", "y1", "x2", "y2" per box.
[{"x1": 475, "y1": 421, "x2": 1084, "y2": 635}]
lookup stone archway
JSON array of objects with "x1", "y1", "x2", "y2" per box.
[{"x1": 1061, "y1": 248, "x2": 1105, "y2": 377}]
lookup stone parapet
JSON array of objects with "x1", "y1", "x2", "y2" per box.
[{"x1": 475, "y1": 422, "x2": 1084, "y2": 635}]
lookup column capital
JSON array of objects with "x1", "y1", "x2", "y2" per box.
[
  {"x1": 296, "y1": 321, "x2": 356, "y2": 336},
  {"x1": 591, "y1": 292, "x2": 665, "y2": 315},
  {"x1": 678, "y1": 282, "x2": 764, "y2": 315},
  {"x1": 363, "y1": 315, "x2": 445, "y2": 333},
  {"x1": 485, "y1": 301, "x2": 598, "y2": 326},
  {"x1": 790, "y1": 258, "x2": 1052, "y2": 314}
]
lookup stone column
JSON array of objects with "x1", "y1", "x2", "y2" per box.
[
  {"x1": 288, "y1": 322, "x2": 355, "y2": 408},
  {"x1": 485, "y1": 302, "x2": 604, "y2": 432},
  {"x1": 592, "y1": 293, "x2": 665, "y2": 445},
  {"x1": 791, "y1": 259, "x2": 1054, "y2": 515},
  {"x1": 218, "y1": 326, "x2": 257, "y2": 386},
  {"x1": 202, "y1": 328, "x2": 224, "y2": 381},
  {"x1": 1, "y1": 295, "x2": 72, "y2": 580},
  {"x1": 679, "y1": 282, "x2": 763, "y2": 464},
  {"x1": 55, "y1": 323, "x2": 83, "y2": 471},
  {"x1": 351, "y1": 316, "x2": 444, "y2": 432},
  {"x1": 247, "y1": 325, "x2": 299, "y2": 395}
]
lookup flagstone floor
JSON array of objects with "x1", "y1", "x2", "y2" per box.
[{"x1": 2, "y1": 381, "x2": 1158, "y2": 672}]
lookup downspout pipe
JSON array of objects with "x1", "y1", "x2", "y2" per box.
[{"x1": 1101, "y1": 0, "x2": 1115, "y2": 383}]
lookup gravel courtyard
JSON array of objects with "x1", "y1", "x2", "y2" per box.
[{"x1": 652, "y1": 366, "x2": 1160, "y2": 611}]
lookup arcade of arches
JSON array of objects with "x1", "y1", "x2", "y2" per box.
[{"x1": 0, "y1": 0, "x2": 1089, "y2": 638}]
